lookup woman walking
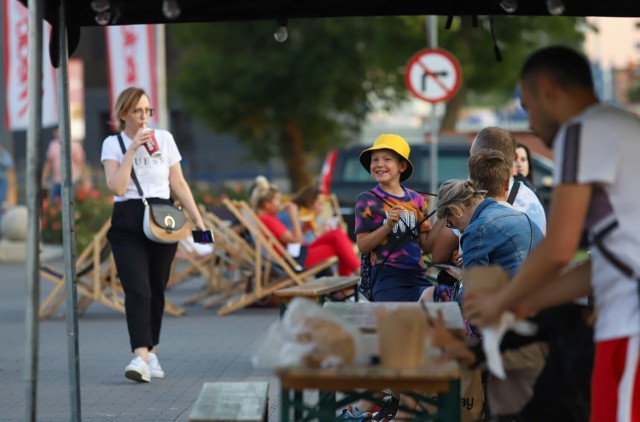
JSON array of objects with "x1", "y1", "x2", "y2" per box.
[{"x1": 101, "y1": 87, "x2": 207, "y2": 383}]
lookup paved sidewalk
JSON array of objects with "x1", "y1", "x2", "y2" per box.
[{"x1": 0, "y1": 257, "x2": 284, "y2": 421}]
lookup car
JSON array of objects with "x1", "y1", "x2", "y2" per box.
[{"x1": 319, "y1": 142, "x2": 553, "y2": 239}]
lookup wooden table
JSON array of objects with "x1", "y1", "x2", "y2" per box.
[
  {"x1": 323, "y1": 301, "x2": 466, "y2": 333},
  {"x1": 277, "y1": 363, "x2": 461, "y2": 421},
  {"x1": 274, "y1": 276, "x2": 359, "y2": 316}
]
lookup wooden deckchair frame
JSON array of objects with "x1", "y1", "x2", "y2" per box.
[
  {"x1": 168, "y1": 235, "x2": 215, "y2": 289},
  {"x1": 39, "y1": 219, "x2": 185, "y2": 318},
  {"x1": 39, "y1": 220, "x2": 122, "y2": 318},
  {"x1": 217, "y1": 198, "x2": 336, "y2": 316},
  {"x1": 326, "y1": 192, "x2": 348, "y2": 232},
  {"x1": 181, "y1": 204, "x2": 256, "y2": 308}
]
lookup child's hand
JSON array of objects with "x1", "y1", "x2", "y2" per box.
[{"x1": 386, "y1": 206, "x2": 402, "y2": 228}]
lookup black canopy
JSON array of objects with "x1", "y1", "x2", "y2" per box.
[{"x1": 21, "y1": 0, "x2": 640, "y2": 67}]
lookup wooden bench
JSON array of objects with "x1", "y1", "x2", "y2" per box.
[
  {"x1": 274, "y1": 275, "x2": 360, "y2": 316},
  {"x1": 189, "y1": 381, "x2": 269, "y2": 422},
  {"x1": 277, "y1": 364, "x2": 460, "y2": 422}
]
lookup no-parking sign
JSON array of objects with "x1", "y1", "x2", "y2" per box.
[{"x1": 405, "y1": 48, "x2": 461, "y2": 103}]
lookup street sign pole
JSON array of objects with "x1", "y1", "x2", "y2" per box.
[{"x1": 428, "y1": 16, "x2": 439, "y2": 210}]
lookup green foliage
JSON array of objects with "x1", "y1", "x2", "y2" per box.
[
  {"x1": 189, "y1": 182, "x2": 250, "y2": 205},
  {"x1": 439, "y1": 15, "x2": 586, "y2": 104},
  {"x1": 628, "y1": 82, "x2": 640, "y2": 104},
  {"x1": 41, "y1": 187, "x2": 114, "y2": 252},
  {"x1": 170, "y1": 16, "x2": 586, "y2": 180},
  {"x1": 170, "y1": 17, "x2": 425, "y2": 162}
]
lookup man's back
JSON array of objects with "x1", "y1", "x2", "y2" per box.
[{"x1": 553, "y1": 103, "x2": 640, "y2": 342}]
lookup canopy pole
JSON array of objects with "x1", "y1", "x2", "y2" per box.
[
  {"x1": 57, "y1": 0, "x2": 82, "y2": 420},
  {"x1": 24, "y1": 0, "x2": 44, "y2": 420},
  {"x1": 428, "y1": 15, "x2": 439, "y2": 205}
]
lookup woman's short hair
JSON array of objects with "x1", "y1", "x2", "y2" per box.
[
  {"x1": 249, "y1": 175, "x2": 279, "y2": 210},
  {"x1": 436, "y1": 179, "x2": 487, "y2": 219},
  {"x1": 111, "y1": 87, "x2": 148, "y2": 131}
]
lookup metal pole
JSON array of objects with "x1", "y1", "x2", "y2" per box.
[
  {"x1": 57, "y1": 0, "x2": 82, "y2": 420},
  {"x1": 156, "y1": 24, "x2": 169, "y2": 130},
  {"x1": 428, "y1": 16, "x2": 439, "y2": 208},
  {"x1": 24, "y1": 0, "x2": 44, "y2": 420}
]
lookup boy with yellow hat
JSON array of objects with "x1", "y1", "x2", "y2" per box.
[{"x1": 354, "y1": 134, "x2": 432, "y2": 302}]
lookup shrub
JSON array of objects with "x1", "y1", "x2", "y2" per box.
[{"x1": 41, "y1": 186, "x2": 114, "y2": 252}]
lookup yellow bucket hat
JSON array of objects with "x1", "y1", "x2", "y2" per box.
[{"x1": 359, "y1": 134, "x2": 413, "y2": 181}]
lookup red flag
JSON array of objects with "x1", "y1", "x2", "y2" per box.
[
  {"x1": 4, "y1": 0, "x2": 58, "y2": 130},
  {"x1": 106, "y1": 25, "x2": 158, "y2": 129}
]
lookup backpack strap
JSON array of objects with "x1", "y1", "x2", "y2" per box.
[{"x1": 507, "y1": 179, "x2": 520, "y2": 205}]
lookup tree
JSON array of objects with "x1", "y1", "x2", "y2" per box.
[
  {"x1": 437, "y1": 15, "x2": 586, "y2": 129},
  {"x1": 170, "y1": 18, "x2": 425, "y2": 190},
  {"x1": 170, "y1": 16, "x2": 585, "y2": 189},
  {"x1": 627, "y1": 81, "x2": 640, "y2": 104}
]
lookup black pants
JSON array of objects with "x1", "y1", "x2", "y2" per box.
[{"x1": 107, "y1": 199, "x2": 178, "y2": 352}]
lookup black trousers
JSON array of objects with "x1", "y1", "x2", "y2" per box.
[{"x1": 107, "y1": 199, "x2": 178, "y2": 352}]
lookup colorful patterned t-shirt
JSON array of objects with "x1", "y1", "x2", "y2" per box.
[{"x1": 354, "y1": 185, "x2": 430, "y2": 270}]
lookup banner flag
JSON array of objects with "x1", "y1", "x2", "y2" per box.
[
  {"x1": 4, "y1": 0, "x2": 58, "y2": 130},
  {"x1": 106, "y1": 25, "x2": 158, "y2": 129}
]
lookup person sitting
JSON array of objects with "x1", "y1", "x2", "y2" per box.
[
  {"x1": 421, "y1": 154, "x2": 545, "y2": 420},
  {"x1": 424, "y1": 127, "x2": 547, "y2": 270},
  {"x1": 421, "y1": 152, "x2": 544, "y2": 306},
  {"x1": 277, "y1": 186, "x2": 345, "y2": 245},
  {"x1": 430, "y1": 268, "x2": 594, "y2": 422},
  {"x1": 250, "y1": 176, "x2": 360, "y2": 276}
]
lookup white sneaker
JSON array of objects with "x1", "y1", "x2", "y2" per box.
[
  {"x1": 124, "y1": 356, "x2": 150, "y2": 383},
  {"x1": 148, "y1": 353, "x2": 165, "y2": 379}
]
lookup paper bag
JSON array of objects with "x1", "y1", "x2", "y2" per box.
[{"x1": 376, "y1": 307, "x2": 426, "y2": 369}]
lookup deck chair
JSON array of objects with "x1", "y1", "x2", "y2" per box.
[
  {"x1": 39, "y1": 220, "x2": 123, "y2": 318},
  {"x1": 167, "y1": 234, "x2": 216, "y2": 289},
  {"x1": 217, "y1": 198, "x2": 337, "y2": 316},
  {"x1": 39, "y1": 219, "x2": 186, "y2": 318},
  {"x1": 181, "y1": 204, "x2": 256, "y2": 308},
  {"x1": 324, "y1": 192, "x2": 348, "y2": 232}
]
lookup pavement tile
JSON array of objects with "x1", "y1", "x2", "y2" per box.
[{"x1": 0, "y1": 260, "x2": 286, "y2": 421}]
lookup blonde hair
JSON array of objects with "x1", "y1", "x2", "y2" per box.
[
  {"x1": 249, "y1": 176, "x2": 279, "y2": 210},
  {"x1": 111, "y1": 87, "x2": 148, "y2": 131},
  {"x1": 436, "y1": 179, "x2": 487, "y2": 219}
]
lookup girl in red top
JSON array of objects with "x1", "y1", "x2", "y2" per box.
[{"x1": 250, "y1": 176, "x2": 359, "y2": 276}]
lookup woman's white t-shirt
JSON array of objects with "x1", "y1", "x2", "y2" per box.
[{"x1": 100, "y1": 129, "x2": 181, "y2": 202}]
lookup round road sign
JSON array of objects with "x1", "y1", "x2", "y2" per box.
[{"x1": 405, "y1": 48, "x2": 461, "y2": 103}]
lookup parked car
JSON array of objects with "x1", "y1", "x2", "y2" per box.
[{"x1": 319, "y1": 143, "x2": 554, "y2": 239}]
